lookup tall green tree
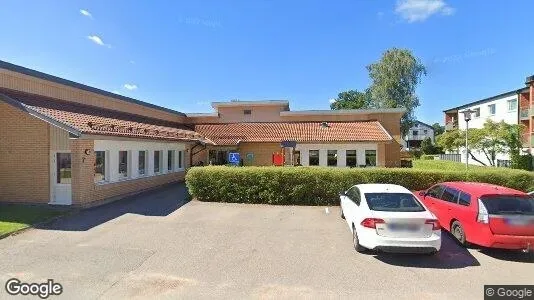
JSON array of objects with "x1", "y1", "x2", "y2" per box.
[
  {"x1": 367, "y1": 48, "x2": 427, "y2": 135},
  {"x1": 329, "y1": 89, "x2": 372, "y2": 110},
  {"x1": 436, "y1": 120, "x2": 525, "y2": 166},
  {"x1": 431, "y1": 123, "x2": 445, "y2": 136}
]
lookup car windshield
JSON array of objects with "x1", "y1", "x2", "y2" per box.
[
  {"x1": 364, "y1": 193, "x2": 425, "y2": 212},
  {"x1": 481, "y1": 195, "x2": 534, "y2": 215}
]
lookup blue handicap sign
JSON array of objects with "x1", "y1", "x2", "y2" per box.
[{"x1": 228, "y1": 152, "x2": 240, "y2": 164}]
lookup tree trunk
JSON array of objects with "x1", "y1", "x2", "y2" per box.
[{"x1": 469, "y1": 151, "x2": 487, "y2": 166}]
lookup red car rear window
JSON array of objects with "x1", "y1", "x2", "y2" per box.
[{"x1": 480, "y1": 195, "x2": 534, "y2": 215}]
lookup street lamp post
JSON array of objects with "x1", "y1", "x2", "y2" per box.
[{"x1": 461, "y1": 109, "x2": 476, "y2": 170}]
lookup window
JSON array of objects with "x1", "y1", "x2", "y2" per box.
[
  {"x1": 473, "y1": 107, "x2": 480, "y2": 118},
  {"x1": 347, "y1": 187, "x2": 361, "y2": 205},
  {"x1": 346, "y1": 150, "x2": 357, "y2": 167},
  {"x1": 423, "y1": 129, "x2": 428, "y2": 134},
  {"x1": 154, "y1": 151, "x2": 162, "y2": 173},
  {"x1": 56, "y1": 153, "x2": 71, "y2": 184},
  {"x1": 209, "y1": 150, "x2": 229, "y2": 165},
  {"x1": 458, "y1": 192, "x2": 471, "y2": 206},
  {"x1": 412, "y1": 130, "x2": 418, "y2": 136},
  {"x1": 441, "y1": 187, "x2": 459, "y2": 203},
  {"x1": 488, "y1": 104, "x2": 496, "y2": 115},
  {"x1": 327, "y1": 150, "x2": 337, "y2": 166},
  {"x1": 138, "y1": 151, "x2": 147, "y2": 176},
  {"x1": 168, "y1": 150, "x2": 175, "y2": 171},
  {"x1": 507, "y1": 99, "x2": 517, "y2": 111},
  {"x1": 365, "y1": 150, "x2": 376, "y2": 167},
  {"x1": 365, "y1": 193, "x2": 425, "y2": 212},
  {"x1": 309, "y1": 150, "x2": 319, "y2": 166},
  {"x1": 427, "y1": 185, "x2": 444, "y2": 198},
  {"x1": 118, "y1": 151, "x2": 128, "y2": 178},
  {"x1": 94, "y1": 151, "x2": 106, "y2": 182},
  {"x1": 480, "y1": 195, "x2": 534, "y2": 215},
  {"x1": 243, "y1": 109, "x2": 251, "y2": 115},
  {"x1": 178, "y1": 150, "x2": 183, "y2": 169}
]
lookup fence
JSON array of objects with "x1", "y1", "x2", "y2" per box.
[{"x1": 438, "y1": 153, "x2": 462, "y2": 162}]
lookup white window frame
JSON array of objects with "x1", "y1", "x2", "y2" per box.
[
  {"x1": 168, "y1": 150, "x2": 175, "y2": 172},
  {"x1": 154, "y1": 150, "x2": 163, "y2": 174},
  {"x1": 94, "y1": 150, "x2": 108, "y2": 183},
  {"x1": 507, "y1": 99, "x2": 517, "y2": 112},
  {"x1": 118, "y1": 150, "x2": 130, "y2": 180},
  {"x1": 473, "y1": 107, "x2": 481, "y2": 118},
  {"x1": 177, "y1": 150, "x2": 184, "y2": 170},
  {"x1": 138, "y1": 150, "x2": 148, "y2": 177},
  {"x1": 488, "y1": 104, "x2": 496, "y2": 116}
]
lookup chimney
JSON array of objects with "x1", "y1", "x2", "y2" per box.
[{"x1": 526, "y1": 75, "x2": 534, "y2": 86}]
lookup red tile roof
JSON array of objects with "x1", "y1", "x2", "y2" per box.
[
  {"x1": 195, "y1": 122, "x2": 393, "y2": 145},
  {"x1": 0, "y1": 90, "x2": 209, "y2": 143}
]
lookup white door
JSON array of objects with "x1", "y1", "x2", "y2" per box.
[{"x1": 50, "y1": 152, "x2": 72, "y2": 205}]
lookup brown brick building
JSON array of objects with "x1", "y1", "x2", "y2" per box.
[{"x1": 0, "y1": 60, "x2": 405, "y2": 207}]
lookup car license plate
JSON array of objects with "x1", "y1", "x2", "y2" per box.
[
  {"x1": 504, "y1": 217, "x2": 530, "y2": 226},
  {"x1": 388, "y1": 224, "x2": 419, "y2": 231}
]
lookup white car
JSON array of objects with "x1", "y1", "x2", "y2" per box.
[
  {"x1": 340, "y1": 184, "x2": 441, "y2": 254},
  {"x1": 529, "y1": 191, "x2": 534, "y2": 195}
]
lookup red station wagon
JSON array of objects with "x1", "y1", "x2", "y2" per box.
[{"x1": 416, "y1": 182, "x2": 534, "y2": 251}]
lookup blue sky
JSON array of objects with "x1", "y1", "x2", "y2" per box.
[{"x1": 0, "y1": 0, "x2": 532, "y2": 124}]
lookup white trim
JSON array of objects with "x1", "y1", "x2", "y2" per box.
[
  {"x1": 212, "y1": 100, "x2": 289, "y2": 108},
  {"x1": 49, "y1": 151, "x2": 73, "y2": 205},
  {"x1": 280, "y1": 108, "x2": 406, "y2": 116}
]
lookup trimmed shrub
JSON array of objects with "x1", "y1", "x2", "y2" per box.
[
  {"x1": 511, "y1": 154, "x2": 533, "y2": 171},
  {"x1": 186, "y1": 166, "x2": 534, "y2": 206},
  {"x1": 420, "y1": 155, "x2": 435, "y2": 160}
]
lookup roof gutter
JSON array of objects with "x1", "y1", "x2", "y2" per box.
[{"x1": 0, "y1": 93, "x2": 82, "y2": 137}]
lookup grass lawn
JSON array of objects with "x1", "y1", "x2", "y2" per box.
[
  {"x1": 412, "y1": 159, "x2": 485, "y2": 171},
  {"x1": 0, "y1": 205, "x2": 69, "y2": 236}
]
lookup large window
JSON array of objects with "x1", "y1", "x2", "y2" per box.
[
  {"x1": 507, "y1": 99, "x2": 517, "y2": 111},
  {"x1": 154, "y1": 151, "x2": 162, "y2": 173},
  {"x1": 94, "y1": 151, "x2": 106, "y2": 182},
  {"x1": 365, "y1": 150, "x2": 376, "y2": 167},
  {"x1": 346, "y1": 150, "x2": 357, "y2": 167},
  {"x1": 488, "y1": 104, "x2": 496, "y2": 115},
  {"x1": 309, "y1": 150, "x2": 319, "y2": 166},
  {"x1": 441, "y1": 187, "x2": 459, "y2": 203},
  {"x1": 56, "y1": 153, "x2": 72, "y2": 184},
  {"x1": 178, "y1": 150, "x2": 183, "y2": 169},
  {"x1": 327, "y1": 150, "x2": 337, "y2": 166},
  {"x1": 473, "y1": 107, "x2": 480, "y2": 118},
  {"x1": 168, "y1": 150, "x2": 175, "y2": 172},
  {"x1": 365, "y1": 193, "x2": 425, "y2": 212},
  {"x1": 138, "y1": 151, "x2": 147, "y2": 176},
  {"x1": 412, "y1": 130, "x2": 418, "y2": 136},
  {"x1": 118, "y1": 151, "x2": 128, "y2": 178}
]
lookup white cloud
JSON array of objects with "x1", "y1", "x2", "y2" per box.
[
  {"x1": 80, "y1": 9, "x2": 92, "y2": 19},
  {"x1": 395, "y1": 0, "x2": 455, "y2": 23},
  {"x1": 123, "y1": 84, "x2": 138, "y2": 90},
  {"x1": 329, "y1": 99, "x2": 336, "y2": 104},
  {"x1": 87, "y1": 35, "x2": 111, "y2": 48}
]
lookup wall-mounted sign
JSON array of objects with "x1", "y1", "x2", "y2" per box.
[
  {"x1": 281, "y1": 140, "x2": 297, "y2": 148},
  {"x1": 228, "y1": 152, "x2": 240, "y2": 165},
  {"x1": 246, "y1": 152, "x2": 254, "y2": 161}
]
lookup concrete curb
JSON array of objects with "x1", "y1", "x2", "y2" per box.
[{"x1": 0, "y1": 209, "x2": 80, "y2": 240}]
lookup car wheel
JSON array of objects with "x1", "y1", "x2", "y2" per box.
[
  {"x1": 451, "y1": 221, "x2": 467, "y2": 246},
  {"x1": 352, "y1": 225, "x2": 366, "y2": 253}
]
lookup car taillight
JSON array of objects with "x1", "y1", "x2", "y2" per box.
[
  {"x1": 477, "y1": 198, "x2": 489, "y2": 224},
  {"x1": 425, "y1": 219, "x2": 441, "y2": 230},
  {"x1": 360, "y1": 218, "x2": 385, "y2": 229}
]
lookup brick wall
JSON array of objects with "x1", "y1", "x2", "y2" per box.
[
  {"x1": 0, "y1": 102, "x2": 50, "y2": 203},
  {"x1": 238, "y1": 143, "x2": 282, "y2": 166}
]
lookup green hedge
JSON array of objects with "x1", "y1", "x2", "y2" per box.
[
  {"x1": 511, "y1": 154, "x2": 534, "y2": 171},
  {"x1": 186, "y1": 166, "x2": 534, "y2": 206},
  {"x1": 420, "y1": 155, "x2": 435, "y2": 160}
]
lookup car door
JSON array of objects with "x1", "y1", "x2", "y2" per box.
[
  {"x1": 344, "y1": 186, "x2": 362, "y2": 228},
  {"x1": 439, "y1": 186, "x2": 461, "y2": 231},
  {"x1": 424, "y1": 184, "x2": 445, "y2": 219}
]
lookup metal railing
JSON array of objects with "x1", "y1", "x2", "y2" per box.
[
  {"x1": 520, "y1": 108, "x2": 530, "y2": 119},
  {"x1": 438, "y1": 153, "x2": 462, "y2": 162}
]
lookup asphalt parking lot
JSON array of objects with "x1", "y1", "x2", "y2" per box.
[{"x1": 0, "y1": 183, "x2": 532, "y2": 300}]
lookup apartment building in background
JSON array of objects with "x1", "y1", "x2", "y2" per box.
[
  {"x1": 443, "y1": 75, "x2": 534, "y2": 166},
  {"x1": 403, "y1": 121, "x2": 435, "y2": 150},
  {"x1": 0, "y1": 60, "x2": 405, "y2": 207}
]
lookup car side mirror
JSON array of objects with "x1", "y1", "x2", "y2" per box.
[{"x1": 419, "y1": 191, "x2": 426, "y2": 197}]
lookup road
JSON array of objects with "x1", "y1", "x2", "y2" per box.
[{"x1": 0, "y1": 183, "x2": 532, "y2": 299}]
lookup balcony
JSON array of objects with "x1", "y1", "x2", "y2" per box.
[
  {"x1": 445, "y1": 122, "x2": 458, "y2": 131},
  {"x1": 520, "y1": 107, "x2": 533, "y2": 120},
  {"x1": 522, "y1": 133, "x2": 534, "y2": 148}
]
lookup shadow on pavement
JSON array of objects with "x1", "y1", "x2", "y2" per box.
[
  {"x1": 477, "y1": 248, "x2": 534, "y2": 263},
  {"x1": 36, "y1": 182, "x2": 189, "y2": 232},
  {"x1": 372, "y1": 232, "x2": 480, "y2": 269}
]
